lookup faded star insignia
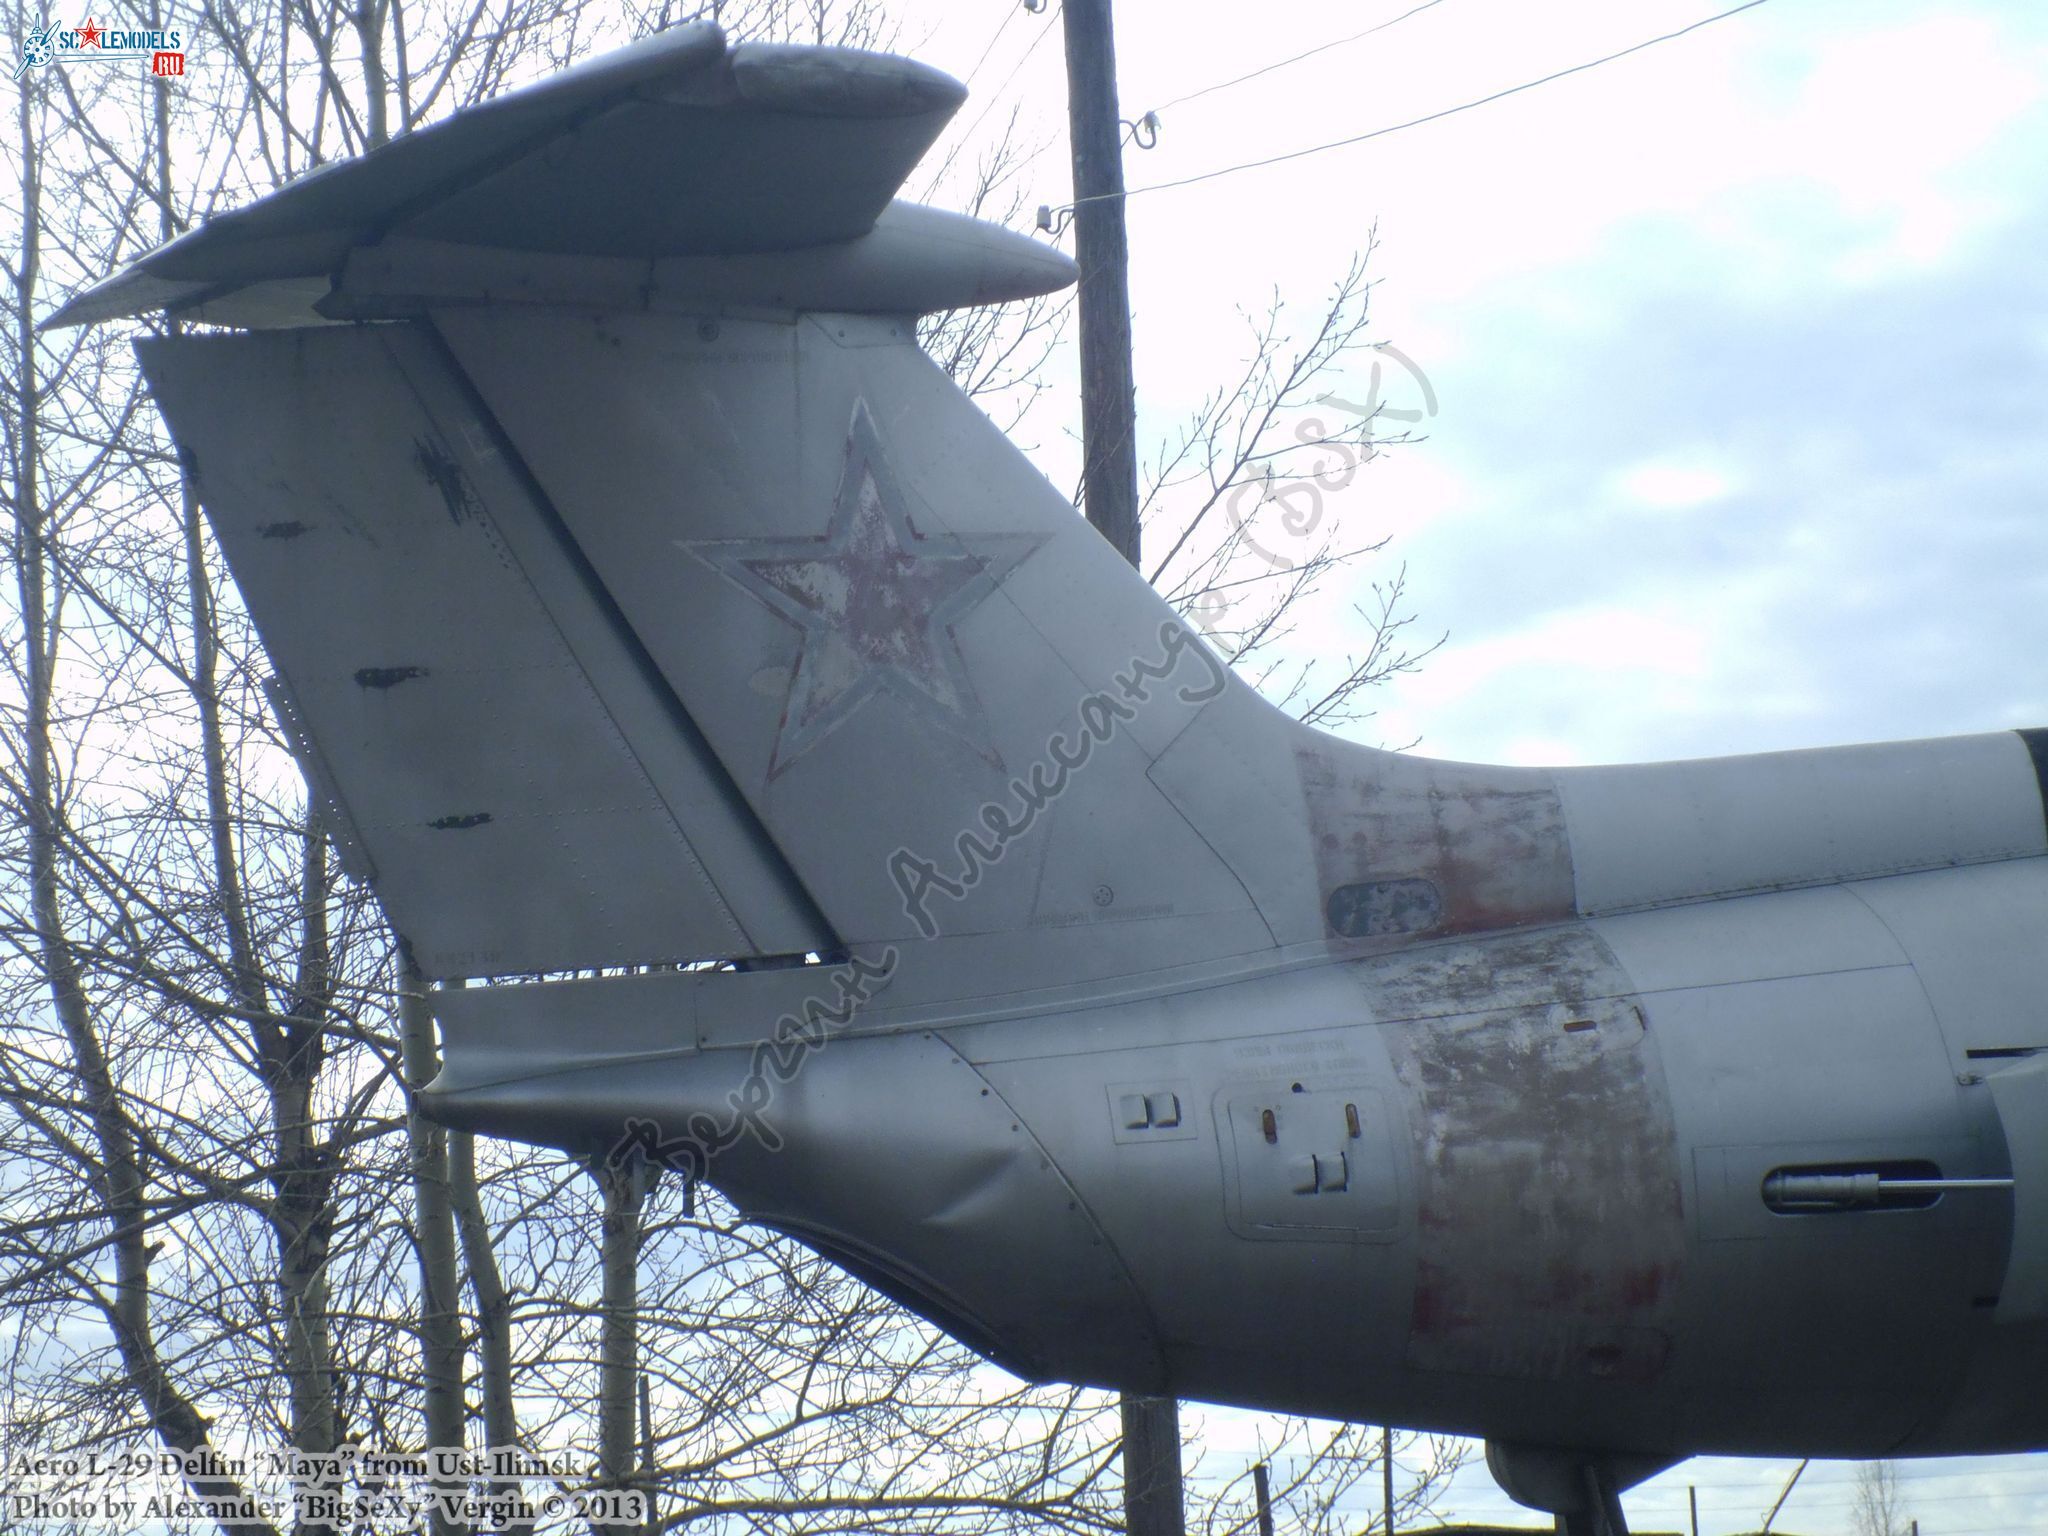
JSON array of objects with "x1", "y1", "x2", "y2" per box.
[{"x1": 683, "y1": 400, "x2": 1045, "y2": 778}]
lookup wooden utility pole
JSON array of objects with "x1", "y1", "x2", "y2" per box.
[
  {"x1": 1062, "y1": 0, "x2": 1142, "y2": 565},
  {"x1": 1059, "y1": 4, "x2": 1179, "y2": 1533},
  {"x1": 1384, "y1": 1426, "x2": 1397, "y2": 1534},
  {"x1": 1118, "y1": 1392, "x2": 1185, "y2": 1536}
]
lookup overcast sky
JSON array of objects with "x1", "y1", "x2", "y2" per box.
[
  {"x1": 902, "y1": 0, "x2": 2048, "y2": 766},
  {"x1": 889, "y1": 0, "x2": 2048, "y2": 1529}
]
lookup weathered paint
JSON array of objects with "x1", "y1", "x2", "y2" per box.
[
  {"x1": 413, "y1": 437, "x2": 481, "y2": 526},
  {"x1": 682, "y1": 400, "x2": 1043, "y2": 778},
  {"x1": 1367, "y1": 927, "x2": 1684, "y2": 1385},
  {"x1": 353, "y1": 665, "x2": 427, "y2": 690},
  {"x1": 1326, "y1": 877, "x2": 1443, "y2": 938},
  {"x1": 1298, "y1": 745, "x2": 1577, "y2": 941}
]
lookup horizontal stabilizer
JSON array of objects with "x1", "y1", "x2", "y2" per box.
[{"x1": 47, "y1": 24, "x2": 1069, "y2": 328}]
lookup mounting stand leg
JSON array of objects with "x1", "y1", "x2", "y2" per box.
[
  {"x1": 1487, "y1": 1442, "x2": 1649, "y2": 1536},
  {"x1": 1554, "y1": 1462, "x2": 1630, "y2": 1536}
]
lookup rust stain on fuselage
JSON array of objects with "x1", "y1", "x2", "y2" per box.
[
  {"x1": 1299, "y1": 747, "x2": 1575, "y2": 941},
  {"x1": 1361, "y1": 926, "x2": 1685, "y2": 1385}
]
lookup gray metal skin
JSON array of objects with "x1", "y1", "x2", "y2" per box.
[{"x1": 68, "y1": 23, "x2": 2048, "y2": 1523}]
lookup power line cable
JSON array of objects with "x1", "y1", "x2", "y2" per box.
[
  {"x1": 1645, "y1": 1465, "x2": 2048, "y2": 1490},
  {"x1": 1059, "y1": 0, "x2": 1773, "y2": 212},
  {"x1": 921, "y1": 2, "x2": 1062, "y2": 201},
  {"x1": 1148, "y1": 0, "x2": 1450, "y2": 115},
  {"x1": 952, "y1": 1, "x2": 1062, "y2": 150},
  {"x1": 960, "y1": 0, "x2": 1022, "y2": 88}
]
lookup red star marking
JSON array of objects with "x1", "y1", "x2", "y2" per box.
[
  {"x1": 74, "y1": 18, "x2": 101, "y2": 45},
  {"x1": 684, "y1": 400, "x2": 1045, "y2": 777}
]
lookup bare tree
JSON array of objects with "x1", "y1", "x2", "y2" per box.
[
  {"x1": 1853, "y1": 1460, "x2": 1910, "y2": 1536},
  {"x1": 1191, "y1": 1423, "x2": 1467, "y2": 1536},
  {"x1": 1, "y1": 0, "x2": 597, "y2": 1518},
  {"x1": 2, "y1": 7, "x2": 1457, "y2": 1536},
  {"x1": 1138, "y1": 239, "x2": 1442, "y2": 733}
]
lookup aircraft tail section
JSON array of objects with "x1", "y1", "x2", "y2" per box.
[
  {"x1": 132, "y1": 304, "x2": 2048, "y2": 993},
  {"x1": 138, "y1": 309, "x2": 1307, "y2": 985},
  {"x1": 104, "y1": 22, "x2": 1308, "y2": 989},
  {"x1": 104, "y1": 27, "x2": 2048, "y2": 999}
]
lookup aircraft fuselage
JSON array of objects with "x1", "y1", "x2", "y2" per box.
[{"x1": 430, "y1": 849, "x2": 2048, "y2": 1466}]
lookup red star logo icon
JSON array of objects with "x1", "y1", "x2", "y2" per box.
[
  {"x1": 683, "y1": 400, "x2": 1045, "y2": 778},
  {"x1": 73, "y1": 18, "x2": 101, "y2": 45}
]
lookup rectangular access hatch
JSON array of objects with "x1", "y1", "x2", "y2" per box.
[{"x1": 1220, "y1": 1085, "x2": 1400, "y2": 1242}]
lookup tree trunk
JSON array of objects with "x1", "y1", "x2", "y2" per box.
[
  {"x1": 594, "y1": 1160, "x2": 655, "y2": 1535},
  {"x1": 7, "y1": 68, "x2": 277, "y2": 1535},
  {"x1": 451, "y1": 1130, "x2": 519, "y2": 1468},
  {"x1": 402, "y1": 957, "x2": 467, "y2": 1536}
]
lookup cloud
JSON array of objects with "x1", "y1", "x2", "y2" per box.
[
  {"x1": 1367, "y1": 121, "x2": 2048, "y2": 763},
  {"x1": 1023, "y1": 0, "x2": 2047, "y2": 770},
  {"x1": 1614, "y1": 460, "x2": 1738, "y2": 511}
]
